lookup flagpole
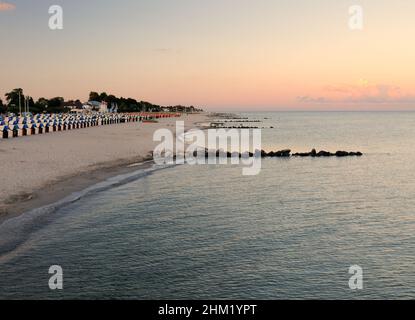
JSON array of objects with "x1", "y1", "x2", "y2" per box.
[{"x1": 18, "y1": 91, "x2": 22, "y2": 116}]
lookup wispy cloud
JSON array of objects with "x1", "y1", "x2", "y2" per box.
[
  {"x1": 298, "y1": 82, "x2": 415, "y2": 105},
  {"x1": 0, "y1": 1, "x2": 15, "y2": 11},
  {"x1": 297, "y1": 96, "x2": 328, "y2": 104}
]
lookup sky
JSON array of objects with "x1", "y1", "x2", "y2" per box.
[{"x1": 1, "y1": 0, "x2": 415, "y2": 111}]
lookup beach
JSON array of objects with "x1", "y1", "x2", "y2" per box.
[
  {"x1": 0, "y1": 113, "x2": 209, "y2": 223},
  {"x1": 1, "y1": 111, "x2": 414, "y2": 299}
]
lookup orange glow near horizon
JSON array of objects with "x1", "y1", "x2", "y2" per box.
[{"x1": 1, "y1": 0, "x2": 415, "y2": 110}]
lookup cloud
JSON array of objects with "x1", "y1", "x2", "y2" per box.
[
  {"x1": 297, "y1": 96, "x2": 328, "y2": 104},
  {"x1": 298, "y1": 83, "x2": 415, "y2": 105},
  {"x1": 0, "y1": 2, "x2": 15, "y2": 11}
]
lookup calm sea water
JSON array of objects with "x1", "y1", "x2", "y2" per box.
[{"x1": 0, "y1": 112, "x2": 414, "y2": 299}]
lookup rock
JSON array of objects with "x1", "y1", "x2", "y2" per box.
[
  {"x1": 292, "y1": 152, "x2": 310, "y2": 157},
  {"x1": 335, "y1": 151, "x2": 349, "y2": 157},
  {"x1": 206, "y1": 148, "x2": 362, "y2": 158},
  {"x1": 275, "y1": 149, "x2": 291, "y2": 157},
  {"x1": 316, "y1": 150, "x2": 334, "y2": 157},
  {"x1": 349, "y1": 151, "x2": 363, "y2": 156}
]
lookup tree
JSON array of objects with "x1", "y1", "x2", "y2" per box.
[
  {"x1": 104, "y1": 94, "x2": 117, "y2": 105},
  {"x1": 99, "y1": 92, "x2": 108, "y2": 102},
  {"x1": 74, "y1": 99, "x2": 83, "y2": 109},
  {"x1": 0, "y1": 98, "x2": 5, "y2": 114},
  {"x1": 5, "y1": 88, "x2": 24, "y2": 114},
  {"x1": 47, "y1": 97, "x2": 66, "y2": 113},
  {"x1": 89, "y1": 91, "x2": 100, "y2": 102},
  {"x1": 26, "y1": 96, "x2": 35, "y2": 113},
  {"x1": 33, "y1": 98, "x2": 49, "y2": 114}
]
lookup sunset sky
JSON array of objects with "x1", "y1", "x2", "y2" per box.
[{"x1": 1, "y1": 0, "x2": 415, "y2": 110}]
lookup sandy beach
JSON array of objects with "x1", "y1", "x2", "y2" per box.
[{"x1": 0, "y1": 113, "x2": 209, "y2": 223}]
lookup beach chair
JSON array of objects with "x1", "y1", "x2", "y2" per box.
[{"x1": 2, "y1": 126, "x2": 9, "y2": 139}]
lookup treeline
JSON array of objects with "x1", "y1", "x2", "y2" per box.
[
  {"x1": 1, "y1": 89, "x2": 69, "y2": 114},
  {"x1": 88, "y1": 91, "x2": 203, "y2": 113},
  {"x1": 88, "y1": 91, "x2": 162, "y2": 113},
  {"x1": 0, "y1": 89, "x2": 203, "y2": 114}
]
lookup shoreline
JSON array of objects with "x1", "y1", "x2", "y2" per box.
[
  {"x1": 0, "y1": 113, "x2": 212, "y2": 225},
  {"x1": 0, "y1": 156, "x2": 154, "y2": 225}
]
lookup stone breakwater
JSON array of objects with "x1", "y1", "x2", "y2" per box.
[
  {"x1": 194, "y1": 148, "x2": 363, "y2": 158},
  {"x1": 291, "y1": 149, "x2": 363, "y2": 157}
]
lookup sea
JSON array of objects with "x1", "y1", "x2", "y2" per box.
[{"x1": 0, "y1": 111, "x2": 414, "y2": 299}]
